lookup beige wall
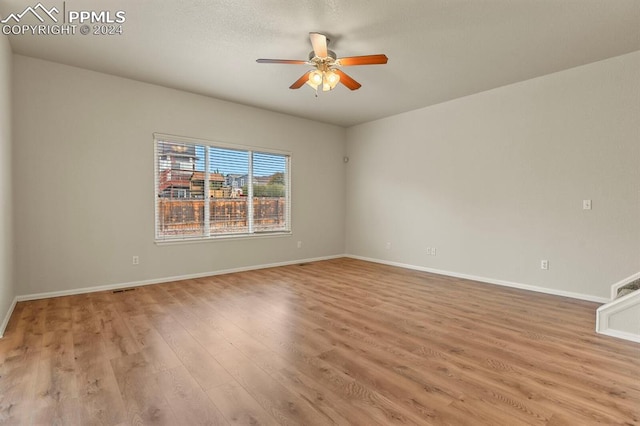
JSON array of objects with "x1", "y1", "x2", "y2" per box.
[
  {"x1": 0, "y1": 33, "x2": 14, "y2": 333},
  {"x1": 346, "y1": 52, "x2": 640, "y2": 299},
  {"x1": 12, "y1": 55, "x2": 346, "y2": 296},
  {"x1": 8, "y1": 50, "x2": 640, "y2": 305}
]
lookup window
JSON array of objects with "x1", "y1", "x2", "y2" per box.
[{"x1": 154, "y1": 134, "x2": 291, "y2": 242}]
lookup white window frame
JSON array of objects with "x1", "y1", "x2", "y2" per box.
[{"x1": 154, "y1": 133, "x2": 292, "y2": 244}]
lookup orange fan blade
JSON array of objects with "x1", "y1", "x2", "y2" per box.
[
  {"x1": 309, "y1": 32, "x2": 328, "y2": 58},
  {"x1": 334, "y1": 69, "x2": 361, "y2": 90},
  {"x1": 257, "y1": 59, "x2": 308, "y2": 64},
  {"x1": 338, "y1": 54, "x2": 388, "y2": 66},
  {"x1": 289, "y1": 71, "x2": 312, "y2": 89}
]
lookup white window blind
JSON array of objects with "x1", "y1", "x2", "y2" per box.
[{"x1": 154, "y1": 135, "x2": 291, "y2": 241}]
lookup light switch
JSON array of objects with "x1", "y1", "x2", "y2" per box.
[{"x1": 583, "y1": 200, "x2": 592, "y2": 210}]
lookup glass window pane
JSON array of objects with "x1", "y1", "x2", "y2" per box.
[
  {"x1": 208, "y1": 147, "x2": 250, "y2": 234},
  {"x1": 252, "y1": 152, "x2": 288, "y2": 232},
  {"x1": 156, "y1": 141, "x2": 204, "y2": 238}
]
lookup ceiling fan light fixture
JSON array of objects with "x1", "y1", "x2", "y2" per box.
[
  {"x1": 307, "y1": 70, "x2": 323, "y2": 89},
  {"x1": 325, "y1": 70, "x2": 340, "y2": 90}
]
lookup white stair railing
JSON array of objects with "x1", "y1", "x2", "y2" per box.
[{"x1": 596, "y1": 272, "x2": 640, "y2": 343}]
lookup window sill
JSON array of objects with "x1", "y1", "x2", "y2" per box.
[{"x1": 155, "y1": 231, "x2": 292, "y2": 246}]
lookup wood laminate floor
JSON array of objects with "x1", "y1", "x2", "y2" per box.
[{"x1": 0, "y1": 258, "x2": 638, "y2": 425}]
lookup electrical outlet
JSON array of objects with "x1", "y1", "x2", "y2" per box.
[
  {"x1": 540, "y1": 259, "x2": 549, "y2": 270},
  {"x1": 132, "y1": 256, "x2": 139, "y2": 265},
  {"x1": 297, "y1": 241, "x2": 302, "y2": 249},
  {"x1": 385, "y1": 242, "x2": 392, "y2": 250},
  {"x1": 432, "y1": 248, "x2": 437, "y2": 256},
  {"x1": 426, "y1": 247, "x2": 431, "y2": 256}
]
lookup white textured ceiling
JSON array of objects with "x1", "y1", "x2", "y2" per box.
[{"x1": 2, "y1": 0, "x2": 640, "y2": 127}]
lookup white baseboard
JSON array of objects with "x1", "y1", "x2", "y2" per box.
[
  {"x1": 14, "y1": 254, "x2": 344, "y2": 303},
  {"x1": 4, "y1": 253, "x2": 614, "y2": 339},
  {"x1": 346, "y1": 254, "x2": 609, "y2": 303},
  {"x1": 0, "y1": 296, "x2": 18, "y2": 338}
]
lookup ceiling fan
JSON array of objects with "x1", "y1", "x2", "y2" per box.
[{"x1": 256, "y1": 32, "x2": 388, "y2": 93}]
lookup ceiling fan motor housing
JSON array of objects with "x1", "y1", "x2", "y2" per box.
[{"x1": 309, "y1": 50, "x2": 337, "y2": 61}]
